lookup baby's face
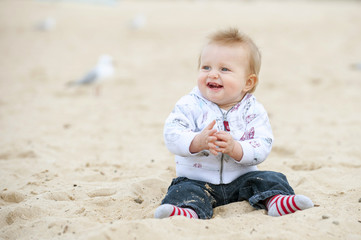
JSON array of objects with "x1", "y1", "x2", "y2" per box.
[{"x1": 198, "y1": 43, "x2": 251, "y2": 110}]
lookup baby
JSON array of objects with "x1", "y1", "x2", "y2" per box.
[{"x1": 155, "y1": 28, "x2": 313, "y2": 219}]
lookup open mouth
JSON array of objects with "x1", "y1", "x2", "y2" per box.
[{"x1": 207, "y1": 82, "x2": 223, "y2": 89}]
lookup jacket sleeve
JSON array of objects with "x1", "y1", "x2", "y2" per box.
[
  {"x1": 237, "y1": 101, "x2": 274, "y2": 166},
  {"x1": 163, "y1": 96, "x2": 200, "y2": 157}
]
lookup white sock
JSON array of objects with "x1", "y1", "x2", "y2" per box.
[
  {"x1": 266, "y1": 194, "x2": 314, "y2": 217},
  {"x1": 154, "y1": 204, "x2": 198, "y2": 219}
]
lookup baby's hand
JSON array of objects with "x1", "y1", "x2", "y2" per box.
[
  {"x1": 189, "y1": 120, "x2": 217, "y2": 154},
  {"x1": 213, "y1": 131, "x2": 244, "y2": 161},
  {"x1": 213, "y1": 131, "x2": 235, "y2": 155}
]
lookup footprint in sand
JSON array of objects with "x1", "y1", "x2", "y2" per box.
[
  {"x1": 272, "y1": 146, "x2": 295, "y2": 157},
  {"x1": 291, "y1": 162, "x2": 322, "y2": 171},
  {"x1": 0, "y1": 191, "x2": 26, "y2": 203},
  {"x1": 43, "y1": 191, "x2": 75, "y2": 201},
  {"x1": 0, "y1": 150, "x2": 37, "y2": 160},
  {"x1": 271, "y1": 146, "x2": 322, "y2": 171},
  {"x1": 131, "y1": 178, "x2": 167, "y2": 205},
  {"x1": 4, "y1": 206, "x2": 43, "y2": 225},
  {"x1": 87, "y1": 188, "x2": 116, "y2": 198}
]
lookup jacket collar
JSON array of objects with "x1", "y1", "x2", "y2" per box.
[{"x1": 190, "y1": 86, "x2": 252, "y2": 111}]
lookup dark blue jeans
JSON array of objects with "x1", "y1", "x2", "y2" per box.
[{"x1": 161, "y1": 171, "x2": 295, "y2": 219}]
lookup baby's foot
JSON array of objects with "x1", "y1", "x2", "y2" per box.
[
  {"x1": 266, "y1": 194, "x2": 314, "y2": 217},
  {"x1": 154, "y1": 204, "x2": 198, "y2": 219}
]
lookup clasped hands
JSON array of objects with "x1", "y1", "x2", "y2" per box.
[{"x1": 190, "y1": 120, "x2": 243, "y2": 161}]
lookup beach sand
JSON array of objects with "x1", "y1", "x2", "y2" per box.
[{"x1": 0, "y1": 0, "x2": 361, "y2": 239}]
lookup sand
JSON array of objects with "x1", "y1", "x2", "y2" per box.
[{"x1": 0, "y1": 0, "x2": 361, "y2": 239}]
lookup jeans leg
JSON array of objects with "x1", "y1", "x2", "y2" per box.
[
  {"x1": 161, "y1": 177, "x2": 215, "y2": 219},
  {"x1": 234, "y1": 171, "x2": 295, "y2": 210}
]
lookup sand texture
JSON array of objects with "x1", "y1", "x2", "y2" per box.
[{"x1": 1, "y1": 0, "x2": 361, "y2": 239}]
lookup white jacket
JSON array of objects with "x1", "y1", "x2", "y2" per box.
[{"x1": 164, "y1": 87, "x2": 273, "y2": 184}]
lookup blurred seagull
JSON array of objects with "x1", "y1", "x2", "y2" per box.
[
  {"x1": 67, "y1": 55, "x2": 115, "y2": 95},
  {"x1": 36, "y1": 17, "x2": 56, "y2": 31},
  {"x1": 129, "y1": 14, "x2": 147, "y2": 30},
  {"x1": 350, "y1": 62, "x2": 361, "y2": 70}
]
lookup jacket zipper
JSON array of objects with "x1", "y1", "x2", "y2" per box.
[{"x1": 218, "y1": 106, "x2": 235, "y2": 184}]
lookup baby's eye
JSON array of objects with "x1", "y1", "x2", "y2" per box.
[
  {"x1": 221, "y1": 67, "x2": 230, "y2": 72},
  {"x1": 202, "y1": 66, "x2": 211, "y2": 70}
]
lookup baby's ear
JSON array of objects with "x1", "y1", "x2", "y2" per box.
[{"x1": 244, "y1": 74, "x2": 258, "y2": 92}]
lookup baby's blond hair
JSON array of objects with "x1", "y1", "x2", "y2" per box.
[{"x1": 199, "y1": 28, "x2": 261, "y2": 93}]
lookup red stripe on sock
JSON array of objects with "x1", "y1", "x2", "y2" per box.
[
  {"x1": 170, "y1": 206, "x2": 176, "y2": 216},
  {"x1": 185, "y1": 209, "x2": 192, "y2": 218},
  {"x1": 268, "y1": 195, "x2": 281, "y2": 209},
  {"x1": 273, "y1": 196, "x2": 282, "y2": 216},
  {"x1": 292, "y1": 196, "x2": 302, "y2": 211},
  {"x1": 286, "y1": 196, "x2": 296, "y2": 213},
  {"x1": 181, "y1": 208, "x2": 187, "y2": 216},
  {"x1": 279, "y1": 196, "x2": 289, "y2": 215},
  {"x1": 275, "y1": 202, "x2": 282, "y2": 216},
  {"x1": 167, "y1": 206, "x2": 198, "y2": 219}
]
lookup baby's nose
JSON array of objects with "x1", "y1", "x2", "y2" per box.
[{"x1": 208, "y1": 71, "x2": 219, "y2": 79}]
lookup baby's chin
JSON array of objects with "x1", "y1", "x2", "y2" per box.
[
  {"x1": 199, "y1": 86, "x2": 224, "y2": 102},
  {"x1": 203, "y1": 94, "x2": 224, "y2": 105}
]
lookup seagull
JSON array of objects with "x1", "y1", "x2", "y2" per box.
[
  {"x1": 67, "y1": 55, "x2": 115, "y2": 95},
  {"x1": 36, "y1": 17, "x2": 56, "y2": 31},
  {"x1": 350, "y1": 62, "x2": 361, "y2": 70},
  {"x1": 129, "y1": 14, "x2": 147, "y2": 30}
]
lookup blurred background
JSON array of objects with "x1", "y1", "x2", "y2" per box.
[
  {"x1": 1, "y1": 0, "x2": 360, "y2": 161},
  {"x1": 1, "y1": 0, "x2": 361, "y2": 239}
]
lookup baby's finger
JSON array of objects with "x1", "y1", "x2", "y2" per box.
[
  {"x1": 214, "y1": 141, "x2": 227, "y2": 148},
  {"x1": 215, "y1": 131, "x2": 231, "y2": 141},
  {"x1": 208, "y1": 142, "x2": 217, "y2": 150},
  {"x1": 210, "y1": 148, "x2": 218, "y2": 156},
  {"x1": 207, "y1": 136, "x2": 217, "y2": 143},
  {"x1": 205, "y1": 120, "x2": 216, "y2": 130},
  {"x1": 208, "y1": 129, "x2": 217, "y2": 137},
  {"x1": 208, "y1": 142, "x2": 217, "y2": 155}
]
